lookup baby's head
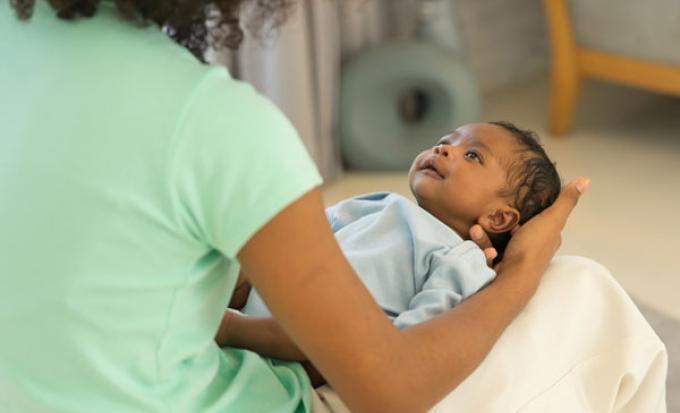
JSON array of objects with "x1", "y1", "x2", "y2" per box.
[{"x1": 408, "y1": 121, "x2": 561, "y2": 258}]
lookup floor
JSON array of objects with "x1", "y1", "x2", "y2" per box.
[{"x1": 322, "y1": 74, "x2": 680, "y2": 410}]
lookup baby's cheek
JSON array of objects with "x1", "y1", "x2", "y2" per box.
[{"x1": 442, "y1": 183, "x2": 478, "y2": 216}]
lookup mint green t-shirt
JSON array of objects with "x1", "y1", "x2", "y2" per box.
[{"x1": 0, "y1": 1, "x2": 321, "y2": 411}]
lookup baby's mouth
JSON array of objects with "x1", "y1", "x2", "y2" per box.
[{"x1": 420, "y1": 157, "x2": 445, "y2": 179}]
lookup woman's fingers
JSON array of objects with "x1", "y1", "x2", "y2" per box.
[
  {"x1": 469, "y1": 225, "x2": 497, "y2": 266},
  {"x1": 542, "y1": 177, "x2": 591, "y2": 230},
  {"x1": 484, "y1": 248, "x2": 498, "y2": 266},
  {"x1": 466, "y1": 174, "x2": 591, "y2": 270},
  {"x1": 469, "y1": 225, "x2": 491, "y2": 248}
]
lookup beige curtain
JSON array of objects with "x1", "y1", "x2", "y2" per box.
[
  {"x1": 209, "y1": 0, "x2": 414, "y2": 181},
  {"x1": 209, "y1": 0, "x2": 549, "y2": 181},
  {"x1": 208, "y1": 0, "x2": 452, "y2": 181},
  {"x1": 210, "y1": 1, "x2": 341, "y2": 181}
]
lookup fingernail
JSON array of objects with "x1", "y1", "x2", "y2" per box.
[{"x1": 576, "y1": 178, "x2": 591, "y2": 194}]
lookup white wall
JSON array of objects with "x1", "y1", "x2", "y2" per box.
[{"x1": 455, "y1": 0, "x2": 549, "y2": 91}]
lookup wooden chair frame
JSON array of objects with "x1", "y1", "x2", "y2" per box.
[{"x1": 544, "y1": 0, "x2": 680, "y2": 135}]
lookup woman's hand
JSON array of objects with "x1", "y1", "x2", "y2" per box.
[
  {"x1": 215, "y1": 310, "x2": 235, "y2": 347},
  {"x1": 468, "y1": 225, "x2": 498, "y2": 267},
  {"x1": 498, "y1": 177, "x2": 590, "y2": 272},
  {"x1": 228, "y1": 270, "x2": 252, "y2": 309},
  {"x1": 215, "y1": 310, "x2": 308, "y2": 361},
  {"x1": 470, "y1": 177, "x2": 590, "y2": 273}
]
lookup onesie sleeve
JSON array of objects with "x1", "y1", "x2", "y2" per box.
[
  {"x1": 392, "y1": 241, "x2": 496, "y2": 329},
  {"x1": 170, "y1": 67, "x2": 322, "y2": 258},
  {"x1": 324, "y1": 205, "x2": 336, "y2": 229}
]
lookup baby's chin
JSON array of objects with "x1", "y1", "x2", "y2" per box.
[
  {"x1": 409, "y1": 171, "x2": 441, "y2": 200},
  {"x1": 406, "y1": 165, "x2": 420, "y2": 184},
  {"x1": 409, "y1": 183, "x2": 437, "y2": 214},
  {"x1": 408, "y1": 175, "x2": 428, "y2": 204}
]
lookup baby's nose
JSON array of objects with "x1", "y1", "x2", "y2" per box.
[{"x1": 433, "y1": 144, "x2": 451, "y2": 158}]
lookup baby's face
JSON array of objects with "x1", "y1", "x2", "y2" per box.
[{"x1": 408, "y1": 123, "x2": 518, "y2": 237}]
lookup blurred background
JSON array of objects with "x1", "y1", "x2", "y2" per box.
[{"x1": 211, "y1": 1, "x2": 680, "y2": 408}]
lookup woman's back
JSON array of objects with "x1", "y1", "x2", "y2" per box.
[{"x1": 0, "y1": 2, "x2": 317, "y2": 411}]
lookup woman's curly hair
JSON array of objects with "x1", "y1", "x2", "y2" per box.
[{"x1": 9, "y1": 0, "x2": 295, "y2": 61}]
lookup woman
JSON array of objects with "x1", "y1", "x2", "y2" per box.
[{"x1": 0, "y1": 1, "x2": 666, "y2": 412}]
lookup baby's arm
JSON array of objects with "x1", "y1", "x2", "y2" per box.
[{"x1": 393, "y1": 242, "x2": 495, "y2": 329}]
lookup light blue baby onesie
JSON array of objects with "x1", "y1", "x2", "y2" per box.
[{"x1": 242, "y1": 192, "x2": 496, "y2": 329}]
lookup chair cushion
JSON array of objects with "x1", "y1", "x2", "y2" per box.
[{"x1": 568, "y1": 0, "x2": 680, "y2": 66}]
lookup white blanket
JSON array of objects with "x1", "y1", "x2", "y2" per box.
[{"x1": 311, "y1": 256, "x2": 668, "y2": 413}]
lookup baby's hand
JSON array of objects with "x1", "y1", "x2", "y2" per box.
[{"x1": 469, "y1": 225, "x2": 498, "y2": 267}]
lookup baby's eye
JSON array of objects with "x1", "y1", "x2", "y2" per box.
[{"x1": 464, "y1": 150, "x2": 482, "y2": 163}]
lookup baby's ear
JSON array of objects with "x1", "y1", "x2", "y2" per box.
[{"x1": 478, "y1": 206, "x2": 520, "y2": 235}]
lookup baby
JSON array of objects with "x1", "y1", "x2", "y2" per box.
[{"x1": 218, "y1": 121, "x2": 561, "y2": 385}]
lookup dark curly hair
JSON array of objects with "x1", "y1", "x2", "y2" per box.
[
  {"x1": 9, "y1": 0, "x2": 295, "y2": 61},
  {"x1": 487, "y1": 121, "x2": 562, "y2": 262}
]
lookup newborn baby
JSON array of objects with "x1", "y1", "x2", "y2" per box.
[
  {"x1": 218, "y1": 121, "x2": 561, "y2": 383},
  {"x1": 242, "y1": 121, "x2": 560, "y2": 321}
]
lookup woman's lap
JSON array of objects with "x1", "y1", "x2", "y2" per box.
[{"x1": 312, "y1": 256, "x2": 668, "y2": 413}]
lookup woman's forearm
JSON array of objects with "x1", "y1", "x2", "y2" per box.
[{"x1": 395, "y1": 257, "x2": 541, "y2": 402}]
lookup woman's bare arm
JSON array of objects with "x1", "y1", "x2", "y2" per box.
[
  {"x1": 216, "y1": 312, "x2": 329, "y2": 387},
  {"x1": 219, "y1": 226, "x2": 500, "y2": 361},
  {"x1": 237, "y1": 179, "x2": 588, "y2": 413},
  {"x1": 216, "y1": 311, "x2": 307, "y2": 361}
]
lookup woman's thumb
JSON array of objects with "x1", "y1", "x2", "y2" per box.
[
  {"x1": 574, "y1": 177, "x2": 591, "y2": 195},
  {"x1": 548, "y1": 177, "x2": 591, "y2": 225}
]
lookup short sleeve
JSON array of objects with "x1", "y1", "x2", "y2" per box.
[
  {"x1": 170, "y1": 67, "x2": 322, "y2": 258},
  {"x1": 393, "y1": 241, "x2": 496, "y2": 329},
  {"x1": 324, "y1": 205, "x2": 336, "y2": 228}
]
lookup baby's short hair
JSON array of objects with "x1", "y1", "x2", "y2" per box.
[{"x1": 488, "y1": 121, "x2": 562, "y2": 261}]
